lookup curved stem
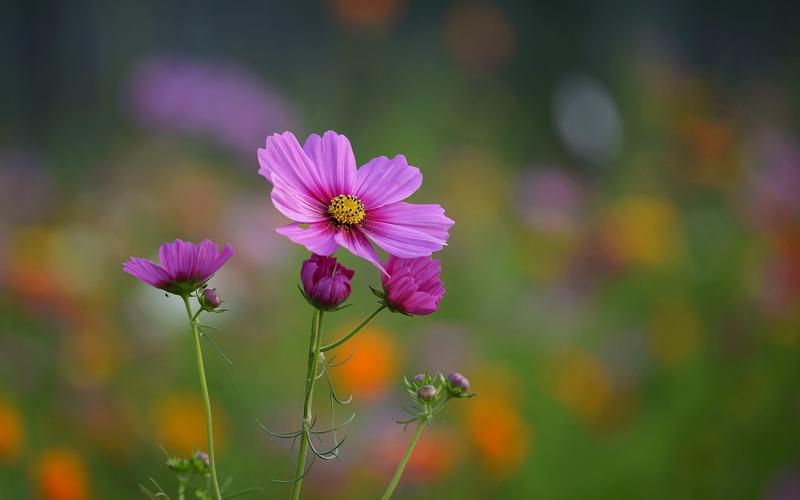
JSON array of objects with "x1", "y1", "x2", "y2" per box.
[
  {"x1": 380, "y1": 419, "x2": 426, "y2": 500},
  {"x1": 182, "y1": 295, "x2": 223, "y2": 500},
  {"x1": 320, "y1": 305, "x2": 385, "y2": 352},
  {"x1": 290, "y1": 308, "x2": 324, "y2": 500}
]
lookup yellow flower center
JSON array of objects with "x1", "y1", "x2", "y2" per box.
[{"x1": 328, "y1": 194, "x2": 366, "y2": 225}]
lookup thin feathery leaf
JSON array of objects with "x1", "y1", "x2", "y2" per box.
[
  {"x1": 326, "y1": 346, "x2": 356, "y2": 367},
  {"x1": 200, "y1": 328, "x2": 233, "y2": 365},
  {"x1": 223, "y1": 487, "x2": 266, "y2": 499},
  {"x1": 256, "y1": 418, "x2": 303, "y2": 439},
  {"x1": 308, "y1": 434, "x2": 347, "y2": 460},
  {"x1": 309, "y1": 412, "x2": 357, "y2": 435}
]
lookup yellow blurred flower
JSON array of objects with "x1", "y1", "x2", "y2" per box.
[
  {"x1": 648, "y1": 298, "x2": 701, "y2": 365},
  {"x1": 440, "y1": 149, "x2": 510, "y2": 230},
  {"x1": 152, "y1": 393, "x2": 227, "y2": 456},
  {"x1": 32, "y1": 449, "x2": 89, "y2": 500},
  {"x1": 550, "y1": 349, "x2": 635, "y2": 429},
  {"x1": 0, "y1": 397, "x2": 24, "y2": 463},
  {"x1": 600, "y1": 195, "x2": 683, "y2": 268},
  {"x1": 331, "y1": 325, "x2": 399, "y2": 402}
]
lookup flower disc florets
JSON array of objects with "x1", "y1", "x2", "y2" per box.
[{"x1": 328, "y1": 194, "x2": 366, "y2": 225}]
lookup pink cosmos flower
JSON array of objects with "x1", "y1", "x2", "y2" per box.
[
  {"x1": 123, "y1": 239, "x2": 234, "y2": 295},
  {"x1": 257, "y1": 131, "x2": 454, "y2": 271},
  {"x1": 380, "y1": 255, "x2": 445, "y2": 316}
]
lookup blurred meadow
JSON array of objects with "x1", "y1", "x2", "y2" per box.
[{"x1": 2, "y1": 0, "x2": 800, "y2": 498}]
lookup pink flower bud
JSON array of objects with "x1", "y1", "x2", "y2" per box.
[
  {"x1": 381, "y1": 256, "x2": 445, "y2": 316},
  {"x1": 202, "y1": 288, "x2": 221, "y2": 309},
  {"x1": 300, "y1": 254, "x2": 354, "y2": 310}
]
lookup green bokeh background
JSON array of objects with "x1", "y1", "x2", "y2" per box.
[{"x1": 2, "y1": 1, "x2": 800, "y2": 499}]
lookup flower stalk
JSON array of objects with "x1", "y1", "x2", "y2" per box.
[
  {"x1": 289, "y1": 308, "x2": 324, "y2": 500},
  {"x1": 182, "y1": 295, "x2": 223, "y2": 500},
  {"x1": 380, "y1": 418, "x2": 426, "y2": 500},
  {"x1": 320, "y1": 304, "x2": 386, "y2": 352}
]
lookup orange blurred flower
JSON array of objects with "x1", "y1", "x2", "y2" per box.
[
  {"x1": 33, "y1": 449, "x2": 89, "y2": 500},
  {"x1": 152, "y1": 393, "x2": 227, "y2": 456},
  {"x1": 443, "y1": 1, "x2": 516, "y2": 72},
  {"x1": 374, "y1": 429, "x2": 460, "y2": 485},
  {"x1": 328, "y1": 0, "x2": 405, "y2": 30},
  {"x1": 465, "y1": 394, "x2": 530, "y2": 478},
  {"x1": 0, "y1": 397, "x2": 24, "y2": 463},
  {"x1": 331, "y1": 325, "x2": 399, "y2": 402},
  {"x1": 7, "y1": 227, "x2": 70, "y2": 306}
]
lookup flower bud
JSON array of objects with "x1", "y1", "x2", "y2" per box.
[
  {"x1": 413, "y1": 373, "x2": 426, "y2": 384},
  {"x1": 194, "y1": 451, "x2": 210, "y2": 469},
  {"x1": 201, "y1": 288, "x2": 221, "y2": 310},
  {"x1": 417, "y1": 384, "x2": 437, "y2": 402},
  {"x1": 447, "y1": 372, "x2": 470, "y2": 394},
  {"x1": 381, "y1": 256, "x2": 444, "y2": 316},
  {"x1": 300, "y1": 254, "x2": 355, "y2": 310}
]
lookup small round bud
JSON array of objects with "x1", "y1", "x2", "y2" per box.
[
  {"x1": 447, "y1": 372, "x2": 471, "y2": 394},
  {"x1": 201, "y1": 288, "x2": 221, "y2": 310},
  {"x1": 417, "y1": 384, "x2": 437, "y2": 402},
  {"x1": 413, "y1": 373, "x2": 426, "y2": 384},
  {"x1": 194, "y1": 451, "x2": 210, "y2": 468}
]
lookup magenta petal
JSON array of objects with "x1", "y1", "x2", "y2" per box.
[
  {"x1": 354, "y1": 155, "x2": 422, "y2": 209},
  {"x1": 303, "y1": 131, "x2": 357, "y2": 200},
  {"x1": 276, "y1": 222, "x2": 339, "y2": 255},
  {"x1": 206, "y1": 242, "x2": 235, "y2": 276},
  {"x1": 362, "y1": 202, "x2": 454, "y2": 258},
  {"x1": 123, "y1": 257, "x2": 170, "y2": 288},
  {"x1": 334, "y1": 227, "x2": 385, "y2": 273},
  {"x1": 257, "y1": 132, "x2": 329, "y2": 222}
]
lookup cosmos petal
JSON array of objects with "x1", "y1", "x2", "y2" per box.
[
  {"x1": 362, "y1": 202, "x2": 454, "y2": 257},
  {"x1": 334, "y1": 227, "x2": 385, "y2": 273},
  {"x1": 276, "y1": 222, "x2": 340, "y2": 256},
  {"x1": 354, "y1": 155, "x2": 422, "y2": 209},
  {"x1": 122, "y1": 257, "x2": 170, "y2": 288},
  {"x1": 303, "y1": 131, "x2": 357, "y2": 200},
  {"x1": 258, "y1": 132, "x2": 329, "y2": 221}
]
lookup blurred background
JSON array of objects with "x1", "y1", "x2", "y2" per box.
[{"x1": 2, "y1": 0, "x2": 800, "y2": 498}]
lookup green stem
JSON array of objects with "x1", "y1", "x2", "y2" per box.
[
  {"x1": 380, "y1": 419, "x2": 426, "y2": 500},
  {"x1": 289, "y1": 308, "x2": 324, "y2": 500},
  {"x1": 182, "y1": 295, "x2": 223, "y2": 500},
  {"x1": 320, "y1": 305, "x2": 385, "y2": 352}
]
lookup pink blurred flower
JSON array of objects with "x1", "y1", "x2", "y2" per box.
[
  {"x1": 258, "y1": 131, "x2": 453, "y2": 271},
  {"x1": 123, "y1": 239, "x2": 234, "y2": 295},
  {"x1": 517, "y1": 167, "x2": 584, "y2": 234},
  {"x1": 126, "y1": 54, "x2": 298, "y2": 157}
]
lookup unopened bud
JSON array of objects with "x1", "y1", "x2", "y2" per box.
[
  {"x1": 447, "y1": 372, "x2": 470, "y2": 394},
  {"x1": 194, "y1": 451, "x2": 210, "y2": 468},
  {"x1": 417, "y1": 384, "x2": 437, "y2": 402},
  {"x1": 201, "y1": 288, "x2": 221, "y2": 310},
  {"x1": 413, "y1": 373, "x2": 426, "y2": 384}
]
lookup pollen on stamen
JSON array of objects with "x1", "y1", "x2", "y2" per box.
[{"x1": 328, "y1": 194, "x2": 366, "y2": 225}]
